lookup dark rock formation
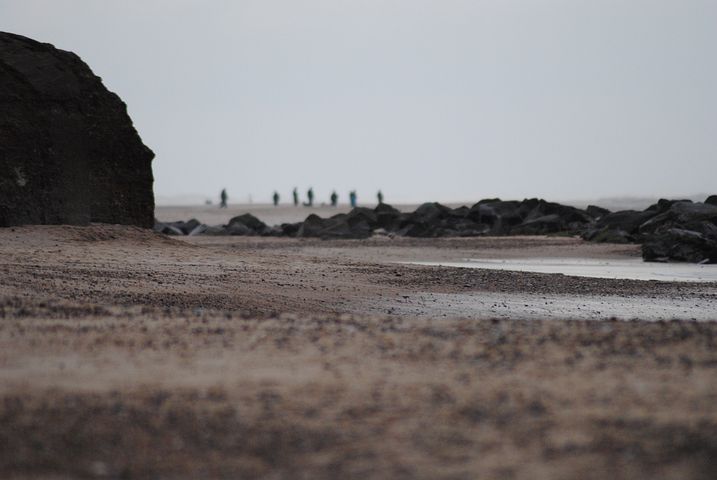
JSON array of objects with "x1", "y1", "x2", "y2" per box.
[
  {"x1": 706, "y1": 195, "x2": 717, "y2": 207},
  {"x1": 638, "y1": 202, "x2": 717, "y2": 263},
  {"x1": 0, "y1": 32, "x2": 154, "y2": 227},
  {"x1": 153, "y1": 219, "x2": 201, "y2": 236},
  {"x1": 586, "y1": 205, "x2": 610, "y2": 219},
  {"x1": 638, "y1": 202, "x2": 717, "y2": 235},
  {"x1": 296, "y1": 211, "x2": 372, "y2": 239},
  {"x1": 227, "y1": 214, "x2": 269, "y2": 235},
  {"x1": 155, "y1": 197, "x2": 717, "y2": 263},
  {"x1": 642, "y1": 228, "x2": 717, "y2": 264},
  {"x1": 581, "y1": 210, "x2": 655, "y2": 244}
]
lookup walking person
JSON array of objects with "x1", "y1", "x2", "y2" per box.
[
  {"x1": 292, "y1": 188, "x2": 299, "y2": 207},
  {"x1": 220, "y1": 188, "x2": 228, "y2": 208},
  {"x1": 349, "y1": 190, "x2": 357, "y2": 208},
  {"x1": 305, "y1": 187, "x2": 314, "y2": 207},
  {"x1": 330, "y1": 190, "x2": 338, "y2": 207},
  {"x1": 272, "y1": 191, "x2": 280, "y2": 207},
  {"x1": 377, "y1": 190, "x2": 384, "y2": 205}
]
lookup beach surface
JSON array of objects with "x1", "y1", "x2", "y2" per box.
[{"x1": 1, "y1": 214, "x2": 716, "y2": 479}]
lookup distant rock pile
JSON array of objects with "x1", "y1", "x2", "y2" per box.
[
  {"x1": 0, "y1": 32, "x2": 154, "y2": 228},
  {"x1": 156, "y1": 196, "x2": 717, "y2": 264}
]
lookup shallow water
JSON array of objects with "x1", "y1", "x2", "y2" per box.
[{"x1": 407, "y1": 258, "x2": 717, "y2": 283}]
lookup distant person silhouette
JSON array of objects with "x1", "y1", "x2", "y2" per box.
[
  {"x1": 292, "y1": 188, "x2": 299, "y2": 207},
  {"x1": 220, "y1": 188, "x2": 228, "y2": 208},
  {"x1": 305, "y1": 187, "x2": 314, "y2": 207},
  {"x1": 377, "y1": 190, "x2": 384, "y2": 205},
  {"x1": 273, "y1": 191, "x2": 280, "y2": 207},
  {"x1": 349, "y1": 190, "x2": 357, "y2": 208},
  {"x1": 330, "y1": 190, "x2": 338, "y2": 207}
]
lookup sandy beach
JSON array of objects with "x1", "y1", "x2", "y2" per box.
[
  {"x1": 4, "y1": 0, "x2": 717, "y2": 476},
  {"x1": 1, "y1": 208, "x2": 716, "y2": 479}
]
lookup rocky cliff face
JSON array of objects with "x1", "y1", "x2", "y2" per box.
[{"x1": 0, "y1": 32, "x2": 154, "y2": 227}]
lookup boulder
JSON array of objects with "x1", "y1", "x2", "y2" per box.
[
  {"x1": 521, "y1": 199, "x2": 592, "y2": 224},
  {"x1": 642, "y1": 228, "x2": 717, "y2": 264},
  {"x1": 159, "y1": 224, "x2": 184, "y2": 236},
  {"x1": 203, "y1": 225, "x2": 228, "y2": 236},
  {"x1": 374, "y1": 203, "x2": 402, "y2": 230},
  {"x1": 583, "y1": 227, "x2": 634, "y2": 244},
  {"x1": 280, "y1": 222, "x2": 302, "y2": 237},
  {"x1": 511, "y1": 214, "x2": 564, "y2": 235},
  {"x1": 296, "y1": 214, "x2": 325, "y2": 237},
  {"x1": 227, "y1": 213, "x2": 267, "y2": 234},
  {"x1": 586, "y1": 205, "x2": 610, "y2": 219},
  {"x1": 592, "y1": 210, "x2": 655, "y2": 236},
  {"x1": 188, "y1": 224, "x2": 208, "y2": 236},
  {"x1": 0, "y1": 32, "x2": 154, "y2": 227},
  {"x1": 296, "y1": 212, "x2": 373, "y2": 239},
  {"x1": 408, "y1": 202, "x2": 452, "y2": 224},
  {"x1": 467, "y1": 200, "x2": 522, "y2": 233},
  {"x1": 705, "y1": 195, "x2": 717, "y2": 206},
  {"x1": 225, "y1": 222, "x2": 253, "y2": 236},
  {"x1": 644, "y1": 198, "x2": 693, "y2": 214},
  {"x1": 638, "y1": 202, "x2": 717, "y2": 235},
  {"x1": 398, "y1": 203, "x2": 453, "y2": 237},
  {"x1": 182, "y1": 218, "x2": 201, "y2": 234}
]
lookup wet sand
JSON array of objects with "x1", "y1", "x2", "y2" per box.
[
  {"x1": 408, "y1": 258, "x2": 717, "y2": 283},
  {"x1": 1, "y1": 224, "x2": 716, "y2": 479}
]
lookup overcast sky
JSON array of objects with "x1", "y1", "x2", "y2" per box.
[{"x1": 2, "y1": 0, "x2": 716, "y2": 205}]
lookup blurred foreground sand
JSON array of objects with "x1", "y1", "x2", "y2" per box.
[{"x1": 1, "y1": 225, "x2": 716, "y2": 479}]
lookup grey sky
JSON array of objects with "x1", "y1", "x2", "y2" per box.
[{"x1": 2, "y1": 0, "x2": 716, "y2": 204}]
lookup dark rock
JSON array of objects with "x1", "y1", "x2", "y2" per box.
[
  {"x1": 705, "y1": 195, "x2": 717, "y2": 206},
  {"x1": 521, "y1": 199, "x2": 593, "y2": 226},
  {"x1": 188, "y1": 224, "x2": 208, "y2": 236},
  {"x1": 297, "y1": 212, "x2": 372, "y2": 239},
  {"x1": 592, "y1": 210, "x2": 655, "y2": 236},
  {"x1": 263, "y1": 226, "x2": 284, "y2": 236},
  {"x1": 583, "y1": 227, "x2": 634, "y2": 244},
  {"x1": 475, "y1": 198, "x2": 502, "y2": 205},
  {"x1": 203, "y1": 225, "x2": 227, "y2": 236},
  {"x1": 639, "y1": 202, "x2": 717, "y2": 235},
  {"x1": 182, "y1": 218, "x2": 201, "y2": 234},
  {"x1": 645, "y1": 198, "x2": 692, "y2": 213},
  {"x1": 326, "y1": 217, "x2": 372, "y2": 239},
  {"x1": 227, "y1": 213, "x2": 267, "y2": 233},
  {"x1": 296, "y1": 214, "x2": 325, "y2": 237},
  {"x1": 374, "y1": 203, "x2": 402, "y2": 230},
  {"x1": 586, "y1": 205, "x2": 610, "y2": 219},
  {"x1": 280, "y1": 222, "x2": 302, "y2": 237},
  {"x1": 156, "y1": 219, "x2": 201, "y2": 235},
  {"x1": 225, "y1": 222, "x2": 253, "y2": 236},
  {"x1": 160, "y1": 224, "x2": 184, "y2": 236},
  {"x1": 347, "y1": 207, "x2": 378, "y2": 226},
  {"x1": 398, "y1": 203, "x2": 453, "y2": 237},
  {"x1": 581, "y1": 214, "x2": 647, "y2": 243},
  {"x1": 374, "y1": 203, "x2": 401, "y2": 215},
  {"x1": 511, "y1": 214, "x2": 564, "y2": 235},
  {"x1": 642, "y1": 228, "x2": 717, "y2": 263},
  {"x1": 467, "y1": 203, "x2": 498, "y2": 226},
  {"x1": 0, "y1": 32, "x2": 154, "y2": 227},
  {"x1": 409, "y1": 202, "x2": 452, "y2": 223},
  {"x1": 447, "y1": 206, "x2": 471, "y2": 219},
  {"x1": 466, "y1": 201, "x2": 520, "y2": 233}
]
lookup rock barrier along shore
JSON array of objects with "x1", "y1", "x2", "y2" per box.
[{"x1": 156, "y1": 196, "x2": 717, "y2": 264}]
